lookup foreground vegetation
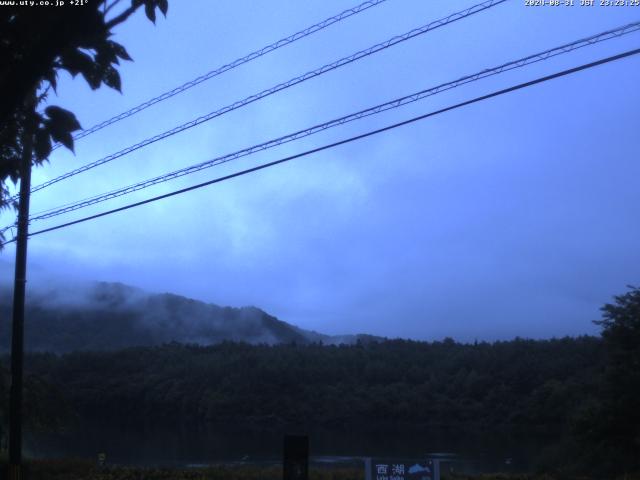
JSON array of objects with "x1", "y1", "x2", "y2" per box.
[
  {"x1": 0, "y1": 286, "x2": 637, "y2": 478},
  {"x1": 2, "y1": 459, "x2": 640, "y2": 480},
  {"x1": 3, "y1": 459, "x2": 352, "y2": 480}
]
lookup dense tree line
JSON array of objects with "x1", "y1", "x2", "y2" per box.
[{"x1": 16, "y1": 337, "x2": 602, "y2": 432}]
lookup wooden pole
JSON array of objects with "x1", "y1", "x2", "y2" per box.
[{"x1": 8, "y1": 104, "x2": 34, "y2": 480}]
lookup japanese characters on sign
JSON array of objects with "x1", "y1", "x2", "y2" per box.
[{"x1": 373, "y1": 460, "x2": 433, "y2": 480}]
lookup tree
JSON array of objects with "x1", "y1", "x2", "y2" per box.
[
  {"x1": 591, "y1": 285, "x2": 640, "y2": 473},
  {"x1": 0, "y1": 2, "x2": 170, "y2": 474},
  {"x1": 573, "y1": 286, "x2": 640, "y2": 474},
  {"x1": 0, "y1": 0, "x2": 169, "y2": 238}
]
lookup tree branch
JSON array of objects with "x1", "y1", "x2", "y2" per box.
[
  {"x1": 105, "y1": 3, "x2": 139, "y2": 29},
  {"x1": 104, "y1": 0, "x2": 124, "y2": 16}
]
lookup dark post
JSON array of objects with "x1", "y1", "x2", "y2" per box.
[
  {"x1": 8, "y1": 104, "x2": 34, "y2": 480},
  {"x1": 283, "y1": 435, "x2": 309, "y2": 480}
]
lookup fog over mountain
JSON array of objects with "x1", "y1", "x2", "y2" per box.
[{"x1": 0, "y1": 282, "x2": 380, "y2": 353}]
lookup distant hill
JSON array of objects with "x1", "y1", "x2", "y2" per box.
[{"x1": 0, "y1": 281, "x2": 381, "y2": 352}]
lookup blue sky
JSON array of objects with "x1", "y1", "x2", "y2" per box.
[{"x1": 1, "y1": 0, "x2": 639, "y2": 340}]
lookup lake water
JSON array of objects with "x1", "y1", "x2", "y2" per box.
[{"x1": 25, "y1": 424, "x2": 556, "y2": 474}]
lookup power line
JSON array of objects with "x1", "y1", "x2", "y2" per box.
[
  {"x1": 52, "y1": 0, "x2": 392, "y2": 150},
  {"x1": 26, "y1": 21, "x2": 640, "y2": 223},
  {"x1": 3, "y1": 47, "x2": 636, "y2": 247},
  {"x1": 25, "y1": 0, "x2": 506, "y2": 197}
]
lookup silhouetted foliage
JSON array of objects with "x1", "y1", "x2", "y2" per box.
[
  {"x1": 0, "y1": 0, "x2": 168, "y2": 224},
  {"x1": 572, "y1": 286, "x2": 640, "y2": 475}
]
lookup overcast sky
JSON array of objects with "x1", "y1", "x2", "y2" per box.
[{"x1": 1, "y1": 0, "x2": 639, "y2": 341}]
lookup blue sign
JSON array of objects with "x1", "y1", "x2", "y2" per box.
[{"x1": 365, "y1": 458, "x2": 439, "y2": 480}]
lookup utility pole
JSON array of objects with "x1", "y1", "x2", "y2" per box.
[{"x1": 8, "y1": 97, "x2": 35, "y2": 480}]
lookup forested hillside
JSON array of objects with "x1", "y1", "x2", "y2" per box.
[
  {"x1": 1, "y1": 337, "x2": 602, "y2": 457},
  {"x1": 19, "y1": 338, "x2": 602, "y2": 430},
  {"x1": 0, "y1": 282, "x2": 376, "y2": 352}
]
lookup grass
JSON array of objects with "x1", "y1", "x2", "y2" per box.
[
  {"x1": 3, "y1": 459, "x2": 363, "y2": 480},
  {"x1": 1, "y1": 459, "x2": 639, "y2": 480}
]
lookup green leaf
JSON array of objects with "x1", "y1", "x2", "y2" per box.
[
  {"x1": 158, "y1": 0, "x2": 168, "y2": 16},
  {"x1": 34, "y1": 111, "x2": 45, "y2": 127},
  {"x1": 45, "y1": 70, "x2": 58, "y2": 92},
  {"x1": 144, "y1": 1, "x2": 156, "y2": 23},
  {"x1": 110, "y1": 41, "x2": 132, "y2": 62},
  {"x1": 44, "y1": 105, "x2": 81, "y2": 153},
  {"x1": 82, "y1": 67, "x2": 102, "y2": 90},
  {"x1": 44, "y1": 106, "x2": 82, "y2": 133},
  {"x1": 60, "y1": 49, "x2": 95, "y2": 78},
  {"x1": 60, "y1": 48, "x2": 104, "y2": 90},
  {"x1": 96, "y1": 43, "x2": 119, "y2": 68},
  {"x1": 103, "y1": 66, "x2": 122, "y2": 92},
  {"x1": 34, "y1": 128, "x2": 52, "y2": 161},
  {"x1": 50, "y1": 130, "x2": 74, "y2": 152}
]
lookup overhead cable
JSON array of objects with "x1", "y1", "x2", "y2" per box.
[
  {"x1": 27, "y1": 21, "x2": 640, "y2": 223},
  {"x1": 53, "y1": 0, "x2": 392, "y2": 149},
  {"x1": 2, "y1": 46, "x2": 636, "y2": 247},
  {"x1": 26, "y1": 0, "x2": 507, "y2": 196}
]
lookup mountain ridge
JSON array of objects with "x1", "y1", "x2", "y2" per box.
[{"x1": 0, "y1": 281, "x2": 382, "y2": 352}]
